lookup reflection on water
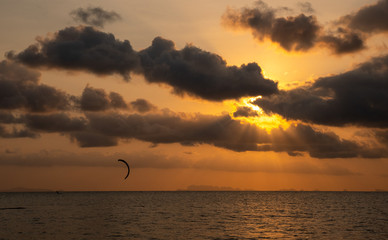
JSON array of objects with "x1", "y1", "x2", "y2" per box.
[{"x1": 0, "y1": 191, "x2": 387, "y2": 239}]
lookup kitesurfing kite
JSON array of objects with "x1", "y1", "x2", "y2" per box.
[{"x1": 118, "y1": 159, "x2": 130, "y2": 180}]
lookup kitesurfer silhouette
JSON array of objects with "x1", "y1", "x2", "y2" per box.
[{"x1": 118, "y1": 159, "x2": 130, "y2": 180}]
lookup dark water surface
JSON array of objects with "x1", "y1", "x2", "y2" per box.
[{"x1": 0, "y1": 191, "x2": 387, "y2": 239}]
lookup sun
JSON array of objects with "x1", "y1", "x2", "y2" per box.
[
  {"x1": 242, "y1": 96, "x2": 263, "y2": 112},
  {"x1": 231, "y1": 96, "x2": 290, "y2": 132}
]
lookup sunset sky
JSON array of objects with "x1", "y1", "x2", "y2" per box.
[{"x1": 1, "y1": 0, "x2": 387, "y2": 191}]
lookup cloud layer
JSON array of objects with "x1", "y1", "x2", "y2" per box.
[
  {"x1": 2, "y1": 4, "x2": 388, "y2": 161},
  {"x1": 15, "y1": 108, "x2": 388, "y2": 158},
  {"x1": 138, "y1": 37, "x2": 278, "y2": 100},
  {"x1": 7, "y1": 26, "x2": 140, "y2": 81},
  {"x1": 254, "y1": 54, "x2": 388, "y2": 128},
  {"x1": 222, "y1": 2, "x2": 320, "y2": 52},
  {"x1": 8, "y1": 26, "x2": 278, "y2": 101},
  {"x1": 222, "y1": 0, "x2": 388, "y2": 54},
  {"x1": 344, "y1": 0, "x2": 388, "y2": 33},
  {"x1": 0, "y1": 60, "x2": 70, "y2": 112},
  {"x1": 1, "y1": 57, "x2": 382, "y2": 158},
  {"x1": 79, "y1": 86, "x2": 127, "y2": 111}
]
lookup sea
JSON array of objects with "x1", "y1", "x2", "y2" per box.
[{"x1": 0, "y1": 191, "x2": 387, "y2": 239}]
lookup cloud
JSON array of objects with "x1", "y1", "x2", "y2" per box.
[
  {"x1": 138, "y1": 37, "x2": 278, "y2": 100},
  {"x1": 0, "y1": 82, "x2": 378, "y2": 159},
  {"x1": 319, "y1": 30, "x2": 365, "y2": 54},
  {"x1": 7, "y1": 26, "x2": 140, "y2": 80},
  {"x1": 233, "y1": 106, "x2": 259, "y2": 118},
  {"x1": 0, "y1": 59, "x2": 40, "y2": 83},
  {"x1": 80, "y1": 86, "x2": 109, "y2": 111},
  {"x1": 0, "y1": 60, "x2": 71, "y2": 112},
  {"x1": 222, "y1": 3, "x2": 320, "y2": 51},
  {"x1": 321, "y1": 0, "x2": 388, "y2": 54},
  {"x1": 0, "y1": 125, "x2": 38, "y2": 138},
  {"x1": 83, "y1": 112, "x2": 270, "y2": 151},
  {"x1": 70, "y1": 7, "x2": 121, "y2": 28},
  {"x1": 255, "y1": 54, "x2": 388, "y2": 128},
  {"x1": 265, "y1": 124, "x2": 360, "y2": 158},
  {"x1": 0, "y1": 111, "x2": 24, "y2": 124},
  {"x1": 271, "y1": 14, "x2": 319, "y2": 51},
  {"x1": 70, "y1": 132, "x2": 118, "y2": 147},
  {"x1": 373, "y1": 130, "x2": 388, "y2": 146},
  {"x1": 109, "y1": 92, "x2": 128, "y2": 109},
  {"x1": 36, "y1": 109, "x2": 382, "y2": 158},
  {"x1": 22, "y1": 113, "x2": 119, "y2": 148},
  {"x1": 8, "y1": 27, "x2": 279, "y2": 101},
  {"x1": 129, "y1": 99, "x2": 157, "y2": 113},
  {"x1": 25, "y1": 113, "x2": 87, "y2": 132},
  {"x1": 297, "y1": 2, "x2": 315, "y2": 14},
  {"x1": 221, "y1": 1, "x2": 388, "y2": 54},
  {"x1": 79, "y1": 85, "x2": 127, "y2": 111},
  {"x1": 344, "y1": 0, "x2": 388, "y2": 33},
  {"x1": 3, "y1": 11, "x2": 387, "y2": 159}
]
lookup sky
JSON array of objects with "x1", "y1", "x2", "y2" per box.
[{"x1": 0, "y1": 0, "x2": 387, "y2": 191}]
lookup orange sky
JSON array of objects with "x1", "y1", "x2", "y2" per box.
[{"x1": 0, "y1": 0, "x2": 387, "y2": 191}]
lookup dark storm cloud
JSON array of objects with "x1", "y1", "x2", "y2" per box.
[
  {"x1": 0, "y1": 60, "x2": 71, "y2": 112},
  {"x1": 344, "y1": 0, "x2": 388, "y2": 33},
  {"x1": 322, "y1": 0, "x2": 388, "y2": 53},
  {"x1": 138, "y1": 37, "x2": 278, "y2": 100},
  {"x1": 80, "y1": 86, "x2": 127, "y2": 111},
  {"x1": 222, "y1": 2, "x2": 320, "y2": 51},
  {"x1": 233, "y1": 106, "x2": 259, "y2": 118},
  {"x1": 25, "y1": 113, "x2": 87, "y2": 132},
  {"x1": 222, "y1": 2, "x2": 274, "y2": 40},
  {"x1": 7, "y1": 26, "x2": 140, "y2": 80},
  {"x1": 319, "y1": 30, "x2": 365, "y2": 54},
  {"x1": 254, "y1": 54, "x2": 388, "y2": 128},
  {"x1": 221, "y1": 1, "x2": 377, "y2": 54},
  {"x1": 9, "y1": 27, "x2": 279, "y2": 101},
  {"x1": 129, "y1": 99, "x2": 156, "y2": 113},
  {"x1": 271, "y1": 14, "x2": 319, "y2": 51},
  {"x1": 70, "y1": 7, "x2": 121, "y2": 28}
]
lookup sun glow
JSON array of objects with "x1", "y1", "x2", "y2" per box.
[
  {"x1": 231, "y1": 96, "x2": 291, "y2": 132},
  {"x1": 243, "y1": 96, "x2": 263, "y2": 112}
]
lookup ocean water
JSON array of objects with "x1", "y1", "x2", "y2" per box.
[{"x1": 0, "y1": 191, "x2": 387, "y2": 239}]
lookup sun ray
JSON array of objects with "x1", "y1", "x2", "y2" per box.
[{"x1": 231, "y1": 96, "x2": 291, "y2": 132}]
